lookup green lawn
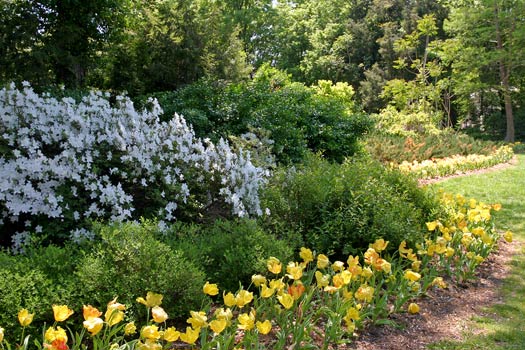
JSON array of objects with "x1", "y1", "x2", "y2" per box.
[{"x1": 427, "y1": 154, "x2": 525, "y2": 350}]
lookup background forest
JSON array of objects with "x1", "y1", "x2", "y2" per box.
[{"x1": 1, "y1": 0, "x2": 524, "y2": 141}]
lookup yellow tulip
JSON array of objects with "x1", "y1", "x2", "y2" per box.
[
  {"x1": 0, "y1": 327, "x2": 4, "y2": 342},
  {"x1": 180, "y1": 327, "x2": 200, "y2": 345},
  {"x1": 163, "y1": 327, "x2": 181, "y2": 342},
  {"x1": 354, "y1": 285, "x2": 374, "y2": 303},
  {"x1": 331, "y1": 260, "x2": 345, "y2": 272},
  {"x1": 214, "y1": 308, "x2": 233, "y2": 322},
  {"x1": 18, "y1": 309, "x2": 34, "y2": 327},
  {"x1": 105, "y1": 298, "x2": 126, "y2": 326},
  {"x1": 317, "y1": 254, "x2": 330, "y2": 269},
  {"x1": 431, "y1": 277, "x2": 447, "y2": 289},
  {"x1": 344, "y1": 307, "x2": 360, "y2": 325},
  {"x1": 187, "y1": 311, "x2": 208, "y2": 328},
  {"x1": 260, "y1": 284, "x2": 275, "y2": 298},
  {"x1": 269, "y1": 278, "x2": 285, "y2": 291},
  {"x1": 141, "y1": 325, "x2": 161, "y2": 340},
  {"x1": 251, "y1": 274, "x2": 267, "y2": 287},
  {"x1": 256, "y1": 320, "x2": 272, "y2": 335},
  {"x1": 138, "y1": 339, "x2": 162, "y2": 350},
  {"x1": 203, "y1": 282, "x2": 219, "y2": 296},
  {"x1": 299, "y1": 247, "x2": 314, "y2": 264},
  {"x1": 136, "y1": 292, "x2": 163, "y2": 308},
  {"x1": 285, "y1": 262, "x2": 303, "y2": 280},
  {"x1": 45, "y1": 326, "x2": 68, "y2": 343},
  {"x1": 236, "y1": 289, "x2": 254, "y2": 308},
  {"x1": 209, "y1": 319, "x2": 228, "y2": 334},
  {"x1": 504, "y1": 231, "x2": 513, "y2": 243},
  {"x1": 83, "y1": 305, "x2": 102, "y2": 320},
  {"x1": 237, "y1": 312, "x2": 255, "y2": 331},
  {"x1": 315, "y1": 271, "x2": 330, "y2": 288},
  {"x1": 267, "y1": 257, "x2": 282, "y2": 274},
  {"x1": 404, "y1": 270, "x2": 421, "y2": 282},
  {"x1": 83, "y1": 317, "x2": 104, "y2": 336},
  {"x1": 426, "y1": 221, "x2": 438, "y2": 231},
  {"x1": 52, "y1": 305, "x2": 74, "y2": 322},
  {"x1": 124, "y1": 322, "x2": 137, "y2": 335},
  {"x1": 371, "y1": 238, "x2": 389, "y2": 252},
  {"x1": 151, "y1": 306, "x2": 168, "y2": 323},
  {"x1": 223, "y1": 292, "x2": 236, "y2": 307},
  {"x1": 277, "y1": 293, "x2": 294, "y2": 310},
  {"x1": 408, "y1": 303, "x2": 420, "y2": 314}
]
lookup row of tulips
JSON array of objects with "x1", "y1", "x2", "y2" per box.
[
  {"x1": 395, "y1": 145, "x2": 514, "y2": 179},
  {"x1": 0, "y1": 193, "x2": 512, "y2": 350}
]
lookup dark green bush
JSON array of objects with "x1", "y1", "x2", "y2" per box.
[
  {"x1": 365, "y1": 131, "x2": 502, "y2": 163},
  {"x1": 161, "y1": 219, "x2": 296, "y2": 292},
  {"x1": 261, "y1": 154, "x2": 444, "y2": 259},
  {"x1": 136, "y1": 67, "x2": 372, "y2": 164},
  {"x1": 76, "y1": 220, "x2": 206, "y2": 322}
]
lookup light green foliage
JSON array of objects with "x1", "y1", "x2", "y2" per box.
[
  {"x1": 76, "y1": 221, "x2": 206, "y2": 321},
  {"x1": 161, "y1": 219, "x2": 296, "y2": 292},
  {"x1": 262, "y1": 153, "x2": 443, "y2": 257}
]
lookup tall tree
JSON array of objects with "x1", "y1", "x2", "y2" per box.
[{"x1": 445, "y1": 0, "x2": 525, "y2": 142}]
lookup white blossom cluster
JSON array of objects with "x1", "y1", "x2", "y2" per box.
[{"x1": 0, "y1": 82, "x2": 267, "y2": 247}]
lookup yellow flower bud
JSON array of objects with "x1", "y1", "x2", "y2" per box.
[
  {"x1": 408, "y1": 303, "x2": 420, "y2": 314},
  {"x1": 503, "y1": 231, "x2": 513, "y2": 243},
  {"x1": 124, "y1": 322, "x2": 137, "y2": 335},
  {"x1": 151, "y1": 306, "x2": 168, "y2": 323},
  {"x1": 83, "y1": 317, "x2": 104, "y2": 336}
]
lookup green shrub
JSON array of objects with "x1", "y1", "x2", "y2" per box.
[
  {"x1": 136, "y1": 67, "x2": 372, "y2": 164},
  {"x1": 161, "y1": 219, "x2": 296, "y2": 292},
  {"x1": 76, "y1": 221, "x2": 206, "y2": 322},
  {"x1": 0, "y1": 246, "x2": 82, "y2": 342},
  {"x1": 365, "y1": 131, "x2": 502, "y2": 163},
  {"x1": 261, "y1": 154, "x2": 444, "y2": 258}
]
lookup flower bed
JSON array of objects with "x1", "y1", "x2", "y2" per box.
[
  {"x1": 395, "y1": 145, "x2": 514, "y2": 179},
  {"x1": 0, "y1": 193, "x2": 512, "y2": 349}
]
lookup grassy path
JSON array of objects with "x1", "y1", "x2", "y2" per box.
[{"x1": 427, "y1": 154, "x2": 525, "y2": 349}]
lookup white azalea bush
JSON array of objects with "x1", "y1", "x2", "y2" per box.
[{"x1": 0, "y1": 82, "x2": 267, "y2": 249}]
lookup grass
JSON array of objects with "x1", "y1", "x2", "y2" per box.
[{"x1": 426, "y1": 154, "x2": 525, "y2": 350}]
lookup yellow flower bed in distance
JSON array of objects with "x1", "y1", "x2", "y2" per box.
[
  {"x1": 396, "y1": 145, "x2": 514, "y2": 179},
  {"x1": 0, "y1": 193, "x2": 512, "y2": 350}
]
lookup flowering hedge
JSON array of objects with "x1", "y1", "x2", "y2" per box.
[
  {"x1": 395, "y1": 145, "x2": 514, "y2": 179},
  {"x1": 0, "y1": 192, "x2": 512, "y2": 349},
  {"x1": 0, "y1": 83, "x2": 267, "y2": 249}
]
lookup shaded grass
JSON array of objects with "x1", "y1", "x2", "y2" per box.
[{"x1": 427, "y1": 155, "x2": 525, "y2": 350}]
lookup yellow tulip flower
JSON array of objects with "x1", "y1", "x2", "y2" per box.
[
  {"x1": 83, "y1": 305, "x2": 102, "y2": 320},
  {"x1": 18, "y1": 309, "x2": 34, "y2": 327},
  {"x1": 299, "y1": 247, "x2": 314, "y2": 264},
  {"x1": 504, "y1": 231, "x2": 513, "y2": 243},
  {"x1": 0, "y1": 327, "x2": 4, "y2": 342},
  {"x1": 404, "y1": 270, "x2": 421, "y2": 282},
  {"x1": 431, "y1": 277, "x2": 447, "y2": 289},
  {"x1": 45, "y1": 326, "x2": 68, "y2": 343},
  {"x1": 124, "y1": 322, "x2": 137, "y2": 335},
  {"x1": 256, "y1": 320, "x2": 272, "y2": 335},
  {"x1": 180, "y1": 327, "x2": 200, "y2": 345},
  {"x1": 187, "y1": 311, "x2": 208, "y2": 328},
  {"x1": 151, "y1": 306, "x2": 168, "y2": 323},
  {"x1": 209, "y1": 319, "x2": 228, "y2": 334},
  {"x1": 408, "y1": 303, "x2": 420, "y2": 314},
  {"x1": 203, "y1": 282, "x2": 219, "y2": 296},
  {"x1": 331, "y1": 260, "x2": 345, "y2": 272},
  {"x1": 315, "y1": 271, "x2": 330, "y2": 288},
  {"x1": 269, "y1": 278, "x2": 285, "y2": 291},
  {"x1": 236, "y1": 289, "x2": 254, "y2": 308},
  {"x1": 317, "y1": 254, "x2": 330, "y2": 269},
  {"x1": 277, "y1": 293, "x2": 294, "y2": 310},
  {"x1": 251, "y1": 274, "x2": 267, "y2": 287},
  {"x1": 105, "y1": 298, "x2": 126, "y2": 326},
  {"x1": 83, "y1": 317, "x2": 104, "y2": 336},
  {"x1": 223, "y1": 292, "x2": 236, "y2": 307},
  {"x1": 136, "y1": 292, "x2": 163, "y2": 308},
  {"x1": 214, "y1": 308, "x2": 233, "y2": 322},
  {"x1": 267, "y1": 257, "x2": 282, "y2": 274},
  {"x1": 237, "y1": 312, "x2": 255, "y2": 331},
  {"x1": 138, "y1": 339, "x2": 162, "y2": 350},
  {"x1": 344, "y1": 306, "x2": 360, "y2": 324},
  {"x1": 354, "y1": 285, "x2": 374, "y2": 303},
  {"x1": 141, "y1": 325, "x2": 161, "y2": 340},
  {"x1": 285, "y1": 262, "x2": 304, "y2": 280},
  {"x1": 53, "y1": 305, "x2": 74, "y2": 322},
  {"x1": 163, "y1": 327, "x2": 181, "y2": 342},
  {"x1": 260, "y1": 284, "x2": 275, "y2": 298},
  {"x1": 371, "y1": 238, "x2": 389, "y2": 252}
]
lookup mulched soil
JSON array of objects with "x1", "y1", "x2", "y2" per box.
[{"x1": 349, "y1": 239, "x2": 518, "y2": 350}]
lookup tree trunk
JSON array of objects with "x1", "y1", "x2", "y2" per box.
[{"x1": 494, "y1": 2, "x2": 515, "y2": 142}]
